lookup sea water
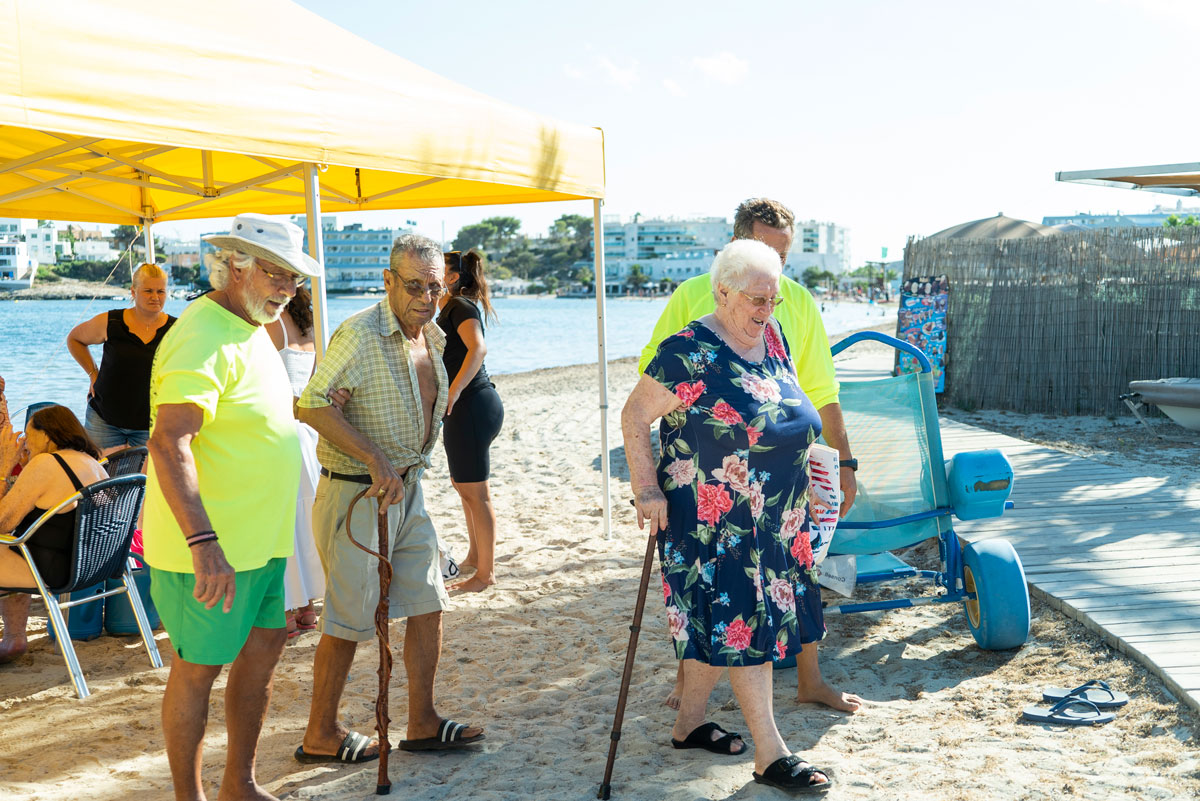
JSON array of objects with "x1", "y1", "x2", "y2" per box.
[{"x1": 0, "y1": 295, "x2": 892, "y2": 424}]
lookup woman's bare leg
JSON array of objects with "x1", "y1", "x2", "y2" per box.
[
  {"x1": 0, "y1": 551, "x2": 34, "y2": 663},
  {"x1": 451, "y1": 479, "x2": 496, "y2": 592},
  {"x1": 729, "y1": 662, "x2": 829, "y2": 786}
]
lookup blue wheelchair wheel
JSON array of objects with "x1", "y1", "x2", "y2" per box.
[{"x1": 961, "y1": 539, "x2": 1030, "y2": 650}]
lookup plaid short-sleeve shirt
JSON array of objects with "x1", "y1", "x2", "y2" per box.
[{"x1": 299, "y1": 301, "x2": 448, "y2": 479}]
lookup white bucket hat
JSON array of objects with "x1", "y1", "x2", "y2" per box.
[{"x1": 203, "y1": 213, "x2": 323, "y2": 278}]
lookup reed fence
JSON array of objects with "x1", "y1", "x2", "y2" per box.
[{"x1": 904, "y1": 227, "x2": 1200, "y2": 416}]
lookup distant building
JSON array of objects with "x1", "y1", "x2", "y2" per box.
[
  {"x1": 601, "y1": 213, "x2": 850, "y2": 293},
  {"x1": 0, "y1": 218, "x2": 56, "y2": 264},
  {"x1": 74, "y1": 238, "x2": 120, "y2": 261},
  {"x1": 786, "y1": 221, "x2": 850, "y2": 281},
  {"x1": 0, "y1": 239, "x2": 37, "y2": 289},
  {"x1": 1043, "y1": 202, "x2": 1200, "y2": 230},
  {"x1": 314, "y1": 217, "x2": 410, "y2": 292}
]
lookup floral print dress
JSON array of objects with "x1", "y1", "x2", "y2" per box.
[{"x1": 644, "y1": 320, "x2": 825, "y2": 666}]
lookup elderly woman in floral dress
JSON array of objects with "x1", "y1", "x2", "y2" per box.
[{"x1": 621, "y1": 239, "x2": 832, "y2": 794}]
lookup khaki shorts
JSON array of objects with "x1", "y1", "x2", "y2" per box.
[{"x1": 313, "y1": 474, "x2": 449, "y2": 642}]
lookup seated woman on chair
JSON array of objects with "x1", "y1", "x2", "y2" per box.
[{"x1": 0, "y1": 405, "x2": 108, "y2": 663}]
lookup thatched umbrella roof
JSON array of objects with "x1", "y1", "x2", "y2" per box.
[{"x1": 928, "y1": 213, "x2": 1060, "y2": 240}]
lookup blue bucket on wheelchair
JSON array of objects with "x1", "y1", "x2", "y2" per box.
[
  {"x1": 945, "y1": 450, "x2": 1013, "y2": 520},
  {"x1": 46, "y1": 583, "x2": 105, "y2": 642},
  {"x1": 104, "y1": 567, "x2": 159, "y2": 634}
]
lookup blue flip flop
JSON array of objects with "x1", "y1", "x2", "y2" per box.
[
  {"x1": 1042, "y1": 679, "x2": 1129, "y2": 709},
  {"x1": 1022, "y1": 697, "x2": 1114, "y2": 726}
]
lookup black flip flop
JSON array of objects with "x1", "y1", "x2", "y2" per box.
[
  {"x1": 399, "y1": 719, "x2": 485, "y2": 751},
  {"x1": 671, "y1": 722, "x2": 746, "y2": 755},
  {"x1": 752, "y1": 755, "x2": 833, "y2": 794},
  {"x1": 294, "y1": 730, "x2": 379, "y2": 764},
  {"x1": 1042, "y1": 679, "x2": 1129, "y2": 709}
]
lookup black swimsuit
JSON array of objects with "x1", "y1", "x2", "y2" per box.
[
  {"x1": 8, "y1": 453, "x2": 84, "y2": 590},
  {"x1": 437, "y1": 297, "x2": 504, "y2": 483}
]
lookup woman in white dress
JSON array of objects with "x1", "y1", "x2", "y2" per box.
[{"x1": 267, "y1": 285, "x2": 324, "y2": 637}]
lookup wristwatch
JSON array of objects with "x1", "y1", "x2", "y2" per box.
[{"x1": 838, "y1": 458, "x2": 858, "y2": 472}]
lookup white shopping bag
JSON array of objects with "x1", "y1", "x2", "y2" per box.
[
  {"x1": 817, "y1": 554, "x2": 857, "y2": 598},
  {"x1": 806, "y1": 443, "x2": 841, "y2": 566}
]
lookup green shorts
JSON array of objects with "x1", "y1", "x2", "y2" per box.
[{"x1": 150, "y1": 557, "x2": 287, "y2": 665}]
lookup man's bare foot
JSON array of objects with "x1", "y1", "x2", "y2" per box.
[
  {"x1": 301, "y1": 725, "x2": 379, "y2": 760},
  {"x1": 217, "y1": 779, "x2": 279, "y2": 801},
  {"x1": 452, "y1": 575, "x2": 495, "y2": 593},
  {"x1": 0, "y1": 638, "x2": 28, "y2": 664},
  {"x1": 407, "y1": 718, "x2": 484, "y2": 741},
  {"x1": 796, "y1": 679, "x2": 863, "y2": 713}
]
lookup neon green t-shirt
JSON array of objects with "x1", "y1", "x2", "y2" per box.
[
  {"x1": 143, "y1": 296, "x2": 300, "y2": 573},
  {"x1": 637, "y1": 274, "x2": 840, "y2": 409}
]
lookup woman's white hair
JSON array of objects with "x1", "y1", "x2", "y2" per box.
[
  {"x1": 710, "y1": 238, "x2": 781, "y2": 300},
  {"x1": 204, "y1": 248, "x2": 255, "y2": 291}
]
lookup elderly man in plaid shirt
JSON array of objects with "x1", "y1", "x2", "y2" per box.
[{"x1": 295, "y1": 234, "x2": 484, "y2": 763}]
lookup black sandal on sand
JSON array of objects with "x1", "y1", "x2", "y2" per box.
[
  {"x1": 752, "y1": 755, "x2": 833, "y2": 794},
  {"x1": 399, "y1": 719, "x2": 485, "y2": 751},
  {"x1": 671, "y1": 722, "x2": 746, "y2": 755},
  {"x1": 294, "y1": 730, "x2": 379, "y2": 764}
]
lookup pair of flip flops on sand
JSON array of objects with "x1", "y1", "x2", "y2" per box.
[
  {"x1": 1021, "y1": 679, "x2": 1130, "y2": 726},
  {"x1": 672, "y1": 722, "x2": 832, "y2": 794},
  {"x1": 294, "y1": 720, "x2": 484, "y2": 764}
]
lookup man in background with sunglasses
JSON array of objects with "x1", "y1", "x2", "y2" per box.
[
  {"x1": 296, "y1": 233, "x2": 484, "y2": 764},
  {"x1": 639, "y1": 197, "x2": 863, "y2": 716}
]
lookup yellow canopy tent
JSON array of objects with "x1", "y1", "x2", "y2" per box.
[{"x1": 0, "y1": 0, "x2": 615, "y2": 533}]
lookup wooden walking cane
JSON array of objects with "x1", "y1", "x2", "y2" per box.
[
  {"x1": 597, "y1": 500, "x2": 659, "y2": 800},
  {"x1": 345, "y1": 488, "x2": 394, "y2": 795}
]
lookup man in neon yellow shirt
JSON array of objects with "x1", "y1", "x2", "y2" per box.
[
  {"x1": 145, "y1": 214, "x2": 320, "y2": 801},
  {"x1": 640, "y1": 198, "x2": 862, "y2": 715}
]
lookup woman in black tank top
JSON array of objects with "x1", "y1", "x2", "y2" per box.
[
  {"x1": 437, "y1": 250, "x2": 504, "y2": 593},
  {"x1": 66, "y1": 263, "x2": 175, "y2": 453},
  {"x1": 0, "y1": 404, "x2": 106, "y2": 663}
]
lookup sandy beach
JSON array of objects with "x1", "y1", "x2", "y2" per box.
[{"x1": 3, "y1": 334, "x2": 1199, "y2": 801}]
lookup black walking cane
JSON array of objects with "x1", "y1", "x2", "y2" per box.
[
  {"x1": 597, "y1": 500, "x2": 659, "y2": 800},
  {"x1": 345, "y1": 488, "x2": 394, "y2": 795}
]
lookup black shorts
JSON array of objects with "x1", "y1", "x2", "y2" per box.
[{"x1": 442, "y1": 385, "x2": 504, "y2": 483}]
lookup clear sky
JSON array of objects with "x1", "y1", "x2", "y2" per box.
[{"x1": 150, "y1": 0, "x2": 1200, "y2": 265}]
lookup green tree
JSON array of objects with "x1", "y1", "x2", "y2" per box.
[
  {"x1": 110, "y1": 224, "x2": 139, "y2": 255},
  {"x1": 480, "y1": 216, "x2": 522, "y2": 248},
  {"x1": 1185, "y1": 215, "x2": 1199, "y2": 227},
  {"x1": 575, "y1": 265, "x2": 594, "y2": 287},
  {"x1": 626, "y1": 263, "x2": 648, "y2": 293},
  {"x1": 452, "y1": 222, "x2": 497, "y2": 253}
]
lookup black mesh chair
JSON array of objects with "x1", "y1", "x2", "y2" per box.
[
  {"x1": 99, "y1": 446, "x2": 148, "y2": 477},
  {"x1": 0, "y1": 474, "x2": 162, "y2": 699}
]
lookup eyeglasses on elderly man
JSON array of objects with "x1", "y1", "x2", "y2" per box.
[{"x1": 254, "y1": 259, "x2": 307, "y2": 290}]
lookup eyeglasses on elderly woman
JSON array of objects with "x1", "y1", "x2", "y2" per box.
[{"x1": 738, "y1": 290, "x2": 784, "y2": 308}]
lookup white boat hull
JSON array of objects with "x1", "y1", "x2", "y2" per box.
[{"x1": 1158, "y1": 404, "x2": 1200, "y2": 432}]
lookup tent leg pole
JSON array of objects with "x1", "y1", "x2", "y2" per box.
[
  {"x1": 593, "y1": 199, "x2": 611, "y2": 540},
  {"x1": 304, "y1": 163, "x2": 330, "y2": 360},
  {"x1": 141, "y1": 218, "x2": 155, "y2": 264}
]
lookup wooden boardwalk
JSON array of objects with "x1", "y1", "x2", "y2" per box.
[
  {"x1": 941, "y1": 421, "x2": 1200, "y2": 714},
  {"x1": 835, "y1": 352, "x2": 1200, "y2": 715}
]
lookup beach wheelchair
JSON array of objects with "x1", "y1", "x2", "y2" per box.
[{"x1": 820, "y1": 332, "x2": 1029, "y2": 650}]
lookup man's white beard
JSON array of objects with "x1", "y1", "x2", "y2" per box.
[{"x1": 238, "y1": 282, "x2": 287, "y2": 325}]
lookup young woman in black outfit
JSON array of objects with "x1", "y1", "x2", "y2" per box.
[
  {"x1": 438, "y1": 251, "x2": 504, "y2": 592},
  {"x1": 0, "y1": 404, "x2": 108, "y2": 662}
]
